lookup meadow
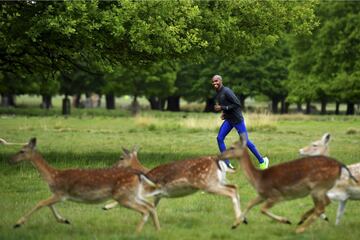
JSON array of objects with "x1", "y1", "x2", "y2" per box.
[{"x1": 0, "y1": 105, "x2": 360, "y2": 240}]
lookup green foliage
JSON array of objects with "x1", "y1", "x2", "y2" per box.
[
  {"x1": 288, "y1": 1, "x2": 360, "y2": 104},
  {"x1": 0, "y1": 0, "x2": 318, "y2": 103}
]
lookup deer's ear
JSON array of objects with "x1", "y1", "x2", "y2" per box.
[
  {"x1": 132, "y1": 145, "x2": 140, "y2": 153},
  {"x1": 322, "y1": 133, "x2": 331, "y2": 144},
  {"x1": 122, "y1": 147, "x2": 130, "y2": 155},
  {"x1": 29, "y1": 138, "x2": 37, "y2": 149}
]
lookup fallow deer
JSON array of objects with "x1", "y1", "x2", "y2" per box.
[
  {"x1": 8, "y1": 138, "x2": 160, "y2": 233},
  {"x1": 220, "y1": 134, "x2": 357, "y2": 233},
  {"x1": 105, "y1": 147, "x2": 246, "y2": 229},
  {"x1": 299, "y1": 133, "x2": 360, "y2": 225}
]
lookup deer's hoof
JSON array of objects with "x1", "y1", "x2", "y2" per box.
[
  {"x1": 13, "y1": 224, "x2": 21, "y2": 229},
  {"x1": 284, "y1": 220, "x2": 292, "y2": 225},
  {"x1": 231, "y1": 224, "x2": 238, "y2": 230},
  {"x1": 102, "y1": 207, "x2": 108, "y2": 211},
  {"x1": 324, "y1": 217, "x2": 329, "y2": 222},
  {"x1": 243, "y1": 218, "x2": 248, "y2": 224},
  {"x1": 64, "y1": 220, "x2": 71, "y2": 224}
]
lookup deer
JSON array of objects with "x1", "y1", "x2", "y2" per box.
[
  {"x1": 299, "y1": 133, "x2": 360, "y2": 225},
  {"x1": 219, "y1": 134, "x2": 357, "y2": 233},
  {"x1": 104, "y1": 147, "x2": 246, "y2": 229},
  {"x1": 8, "y1": 138, "x2": 161, "y2": 233}
]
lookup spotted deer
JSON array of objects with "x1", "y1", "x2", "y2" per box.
[
  {"x1": 220, "y1": 134, "x2": 357, "y2": 233},
  {"x1": 105, "y1": 147, "x2": 245, "y2": 229},
  {"x1": 8, "y1": 138, "x2": 160, "y2": 233},
  {"x1": 299, "y1": 133, "x2": 360, "y2": 225}
]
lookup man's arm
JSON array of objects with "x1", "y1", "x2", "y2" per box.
[{"x1": 221, "y1": 88, "x2": 241, "y2": 110}]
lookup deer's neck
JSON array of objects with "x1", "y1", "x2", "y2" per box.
[
  {"x1": 239, "y1": 149, "x2": 262, "y2": 188},
  {"x1": 133, "y1": 161, "x2": 149, "y2": 173},
  {"x1": 30, "y1": 152, "x2": 57, "y2": 183}
]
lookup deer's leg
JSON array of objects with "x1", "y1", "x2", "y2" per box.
[
  {"x1": 103, "y1": 201, "x2": 119, "y2": 210},
  {"x1": 117, "y1": 198, "x2": 156, "y2": 233},
  {"x1": 298, "y1": 207, "x2": 317, "y2": 226},
  {"x1": 335, "y1": 200, "x2": 347, "y2": 225},
  {"x1": 49, "y1": 205, "x2": 70, "y2": 224},
  {"x1": 14, "y1": 195, "x2": 61, "y2": 228},
  {"x1": 138, "y1": 198, "x2": 160, "y2": 231},
  {"x1": 207, "y1": 184, "x2": 244, "y2": 228},
  {"x1": 260, "y1": 199, "x2": 291, "y2": 224},
  {"x1": 296, "y1": 193, "x2": 330, "y2": 233},
  {"x1": 241, "y1": 195, "x2": 265, "y2": 220},
  {"x1": 154, "y1": 197, "x2": 161, "y2": 207}
]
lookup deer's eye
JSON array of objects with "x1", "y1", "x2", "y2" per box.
[{"x1": 312, "y1": 144, "x2": 318, "y2": 147}]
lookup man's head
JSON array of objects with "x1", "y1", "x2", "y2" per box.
[{"x1": 212, "y1": 75, "x2": 223, "y2": 91}]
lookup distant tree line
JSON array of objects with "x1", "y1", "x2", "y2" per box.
[{"x1": 0, "y1": 1, "x2": 358, "y2": 115}]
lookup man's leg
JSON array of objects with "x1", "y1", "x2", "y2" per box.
[
  {"x1": 217, "y1": 120, "x2": 233, "y2": 167},
  {"x1": 233, "y1": 120, "x2": 265, "y2": 165}
]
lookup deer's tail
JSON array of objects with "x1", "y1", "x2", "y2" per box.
[{"x1": 341, "y1": 164, "x2": 358, "y2": 183}]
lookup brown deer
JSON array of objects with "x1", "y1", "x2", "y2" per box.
[
  {"x1": 299, "y1": 133, "x2": 360, "y2": 225},
  {"x1": 105, "y1": 147, "x2": 246, "y2": 229},
  {"x1": 299, "y1": 133, "x2": 331, "y2": 156},
  {"x1": 9, "y1": 138, "x2": 160, "y2": 233},
  {"x1": 220, "y1": 134, "x2": 357, "y2": 233}
]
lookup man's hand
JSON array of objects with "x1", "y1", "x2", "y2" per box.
[
  {"x1": 214, "y1": 104, "x2": 222, "y2": 112},
  {"x1": 220, "y1": 113, "x2": 225, "y2": 120}
]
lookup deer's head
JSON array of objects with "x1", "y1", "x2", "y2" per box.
[
  {"x1": 114, "y1": 146, "x2": 149, "y2": 172},
  {"x1": 220, "y1": 134, "x2": 247, "y2": 160},
  {"x1": 299, "y1": 133, "x2": 331, "y2": 156},
  {"x1": 9, "y1": 138, "x2": 37, "y2": 165}
]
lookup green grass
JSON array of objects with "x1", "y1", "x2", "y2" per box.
[{"x1": 0, "y1": 110, "x2": 360, "y2": 240}]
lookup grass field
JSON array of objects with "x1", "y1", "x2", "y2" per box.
[{"x1": 0, "y1": 108, "x2": 360, "y2": 240}]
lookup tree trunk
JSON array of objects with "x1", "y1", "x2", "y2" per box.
[
  {"x1": 148, "y1": 96, "x2": 165, "y2": 110},
  {"x1": 72, "y1": 94, "x2": 81, "y2": 108},
  {"x1": 271, "y1": 98, "x2": 279, "y2": 114},
  {"x1": 346, "y1": 102, "x2": 355, "y2": 115},
  {"x1": 335, "y1": 101, "x2": 340, "y2": 115},
  {"x1": 1, "y1": 93, "x2": 16, "y2": 107},
  {"x1": 41, "y1": 94, "x2": 52, "y2": 109},
  {"x1": 62, "y1": 95, "x2": 71, "y2": 115},
  {"x1": 204, "y1": 97, "x2": 216, "y2": 112},
  {"x1": 296, "y1": 102, "x2": 302, "y2": 113},
  {"x1": 305, "y1": 101, "x2": 311, "y2": 114},
  {"x1": 320, "y1": 100, "x2": 327, "y2": 115},
  {"x1": 280, "y1": 98, "x2": 289, "y2": 114},
  {"x1": 167, "y1": 96, "x2": 180, "y2": 112},
  {"x1": 131, "y1": 95, "x2": 140, "y2": 116},
  {"x1": 96, "y1": 94, "x2": 101, "y2": 107},
  {"x1": 238, "y1": 94, "x2": 247, "y2": 110},
  {"x1": 105, "y1": 93, "x2": 115, "y2": 110}
]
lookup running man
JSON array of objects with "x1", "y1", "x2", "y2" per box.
[{"x1": 212, "y1": 74, "x2": 269, "y2": 171}]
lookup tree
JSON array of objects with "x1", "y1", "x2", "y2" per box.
[
  {"x1": 1, "y1": 1, "x2": 318, "y2": 114},
  {"x1": 288, "y1": 1, "x2": 360, "y2": 115}
]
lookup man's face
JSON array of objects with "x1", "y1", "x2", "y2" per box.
[{"x1": 212, "y1": 77, "x2": 222, "y2": 91}]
